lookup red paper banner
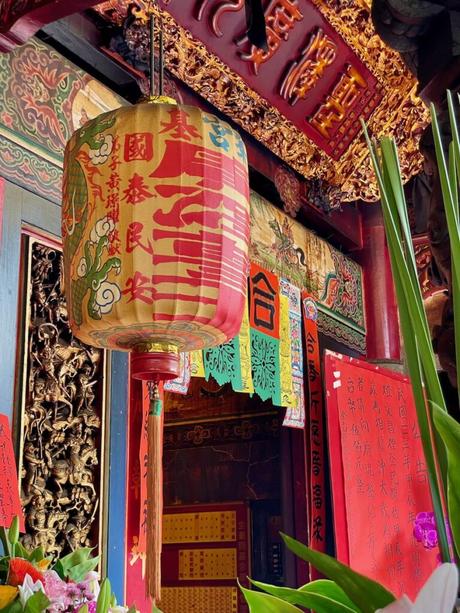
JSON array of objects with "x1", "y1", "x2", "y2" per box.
[
  {"x1": 125, "y1": 378, "x2": 151, "y2": 612},
  {"x1": 325, "y1": 352, "x2": 438, "y2": 599},
  {"x1": 126, "y1": 378, "x2": 164, "y2": 611},
  {"x1": 249, "y1": 262, "x2": 280, "y2": 338},
  {"x1": 301, "y1": 294, "x2": 326, "y2": 574},
  {"x1": 0, "y1": 415, "x2": 24, "y2": 531},
  {"x1": 137, "y1": 382, "x2": 149, "y2": 557}
]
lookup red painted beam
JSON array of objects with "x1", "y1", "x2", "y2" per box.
[{"x1": 0, "y1": 0, "x2": 102, "y2": 52}]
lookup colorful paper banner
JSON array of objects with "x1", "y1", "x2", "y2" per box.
[
  {"x1": 249, "y1": 263, "x2": 281, "y2": 404},
  {"x1": 277, "y1": 294, "x2": 294, "y2": 407},
  {"x1": 302, "y1": 293, "x2": 326, "y2": 575},
  {"x1": 281, "y1": 280, "x2": 305, "y2": 428},
  {"x1": 164, "y1": 353, "x2": 191, "y2": 395},
  {"x1": 202, "y1": 288, "x2": 254, "y2": 394},
  {"x1": 235, "y1": 291, "x2": 254, "y2": 394},
  {"x1": 190, "y1": 351, "x2": 205, "y2": 378}
]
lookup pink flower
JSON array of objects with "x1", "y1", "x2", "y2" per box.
[{"x1": 42, "y1": 570, "x2": 73, "y2": 612}]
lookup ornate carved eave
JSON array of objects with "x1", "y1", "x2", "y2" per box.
[
  {"x1": 95, "y1": 0, "x2": 429, "y2": 202},
  {"x1": 0, "y1": 0, "x2": 101, "y2": 53}
]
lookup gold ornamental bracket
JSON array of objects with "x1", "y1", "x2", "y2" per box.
[{"x1": 94, "y1": 0, "x2": 429, "y2": 202}]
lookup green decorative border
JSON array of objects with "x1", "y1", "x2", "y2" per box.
[
  {"x1": 0, "y1": 38, "x2": 124, "y2": 203},
  {"x1": 0, "y1": 135, "x2": 62, "y2": 203},
  {"x1": 317, "y1": 310, "x2": 366, "y2": 354}
]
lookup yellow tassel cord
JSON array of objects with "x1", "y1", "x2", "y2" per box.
[{"x1": 146, "y1": 381, "x2": 163, "y2": 605}]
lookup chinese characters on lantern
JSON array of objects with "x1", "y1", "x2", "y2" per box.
[
  {"x1": 118, "y1": 106, "x2": 250, "y2": 310},
  {"x1": 325, "y1": 354, "x2": 438, "y2": 600},
  {"x1": 124, "y1": 132, "x2": 154, "y2": 162},
  {"x1": 105, "y1": 135, "x2": 121, "y2": 255}
]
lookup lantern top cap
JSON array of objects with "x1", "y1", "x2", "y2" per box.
[{"x1": 147, "y1": 95, "x2": 177, "y2": 106}]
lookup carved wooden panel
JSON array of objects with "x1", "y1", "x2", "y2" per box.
[{"x1": 17, "y1": 237, "x2": 106, "y2": 558}]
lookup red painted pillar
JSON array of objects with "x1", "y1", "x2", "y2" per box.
[{"x1": 360, "y1": 204, "x2": 401, "y2": 362}]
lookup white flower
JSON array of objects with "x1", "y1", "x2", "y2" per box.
[
  {"x1": 110, "y1": 606, "x2": 128, "y2": 613},
  {"x1": 88, "y1": 134, "x2": 113, "y2": 165},
  {"x1": 83, "y1": 570, "x2": 100, "y2": 599},
  {"x1": 94, "y1": 281, "x2": 121, "y2": 316},
  {"x1": 77, "y1": 257, "x2": 87, "y2": 277},
  {"x1": 18, "y1": 574, "x2": 46, "y2": 608},
  {"x1": 89, "y1": 216, "x2": 115, "y2": 244},
  {"x1": 377, "y1": 563, "x2": 458, "y2": 613}
]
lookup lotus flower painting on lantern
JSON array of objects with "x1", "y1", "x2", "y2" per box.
[{"x1": 62, "y1": 101, "x2": 250, "y2": 362}]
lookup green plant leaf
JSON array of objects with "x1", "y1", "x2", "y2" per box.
[
  {"x1": 239, "y1": 583, "x2": 303, "y2": 612},
  {"x1": 0, "y1": 599, "x2": 22, "y2": 613},
  {"x1": 53, "y1": 547, "x2": 98, "y2": 582},
  {"x1": 78, "y1": 605, "x2": 89, "y2": 613},
  {"x1": 28, "y1": 548, "x2": 46, "y2": 564},
  {"x1": 96, "y1": 578, "x2": 111, "y2": 613},
  {"x1": 249, "y1": 578, "x2": 358, "y2": 612},
  {"x1": 362, "y1": 120, "x2": 451, "y2": 562},
  {"x1": 281, "y1": 534, "x2": 395, "y2": 613},
  {"x1": 432, "y1": 404, "x2": 460, "y2": 557},
  {"x1": 12, "y1": 543, "x2": 30, "y2": 561},
  {"x1": 58, "y1": 547, "x2": 94, "y2": 568},
  {"x1": 24, "y1": 590, "x2": 50, "y2": 613},
  {"x1": 67, "y1": 557, "x2": 100, "y2": 583},
  {"x1": 52, "y1": 560, "x2": 65, "y2": 580},
  {"x1": 7, "y1": 518, "x2": 19, "y2": 547}
]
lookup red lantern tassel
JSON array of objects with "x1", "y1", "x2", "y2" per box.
[{"x1": 146, "y1": 381, "x2": 163, "y2": 605}]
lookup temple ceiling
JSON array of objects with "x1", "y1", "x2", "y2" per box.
[{"x1": 93, "y1": 0, "x2": 429, "y2": 203}]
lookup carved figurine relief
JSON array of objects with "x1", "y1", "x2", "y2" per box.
[{"x1": 19, "y1": 240, "x2": 104, "y2": 557}]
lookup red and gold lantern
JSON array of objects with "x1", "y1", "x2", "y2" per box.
[{"x1": 62, "y1": 98, "x2": 250, "y2": 602}]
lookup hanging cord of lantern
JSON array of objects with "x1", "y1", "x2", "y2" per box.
[{"x1": 148, "y1": 0, "x2": 165, "y2": 102}]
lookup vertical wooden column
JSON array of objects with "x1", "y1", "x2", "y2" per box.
[
  {"x1": 360, "y1": 204, "x2": 401, "y2": 362},
  {"x1": 106, "y1": 351, "x2": 129, "y2": 604}
]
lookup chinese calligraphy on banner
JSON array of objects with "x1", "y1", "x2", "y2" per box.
[
  {"x1": 161, "y1": 503, "x2": 249, "y2": 613},
  {"x1": 325, "y1": 353, "x2": 438, "y2": 599},
  {"x1": 301, "y1": 294, "x2": 326, "y2": 573},
  {"x1": 281, "y1": 280, "x2": 305, "y2": 428},
  {"x1": 0, "y1": 415, "x2": 24, "y2": 530},
  {"x1": 249, "y1": 263, "x2": 281, "y2": 404}
]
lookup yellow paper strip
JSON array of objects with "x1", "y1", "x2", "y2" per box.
[
  {"x1": 190, "y1": 350, "x2": 205, "y2": 377},
  {"x1": 235, "y1": 292, "x2": 254, "y2": 393},
  {"x1": 279, "y1": 294, "x2": 294, "y2": 406}
]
